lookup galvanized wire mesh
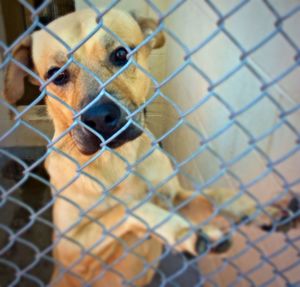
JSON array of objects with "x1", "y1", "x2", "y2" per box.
[{"x1": 0, "y1": 0, "x2": 300, "y2": 286}]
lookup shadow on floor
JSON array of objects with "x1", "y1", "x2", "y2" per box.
[{"x1": 0, "y1": 147, "x2": 53, "y2": 287}]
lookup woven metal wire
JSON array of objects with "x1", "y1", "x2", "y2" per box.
[{"x1": 0, "y1": 0, "x2": 300, "y2": 286}]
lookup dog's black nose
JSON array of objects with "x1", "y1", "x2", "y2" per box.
[
  {"x1": 73, "y1": 98, "x2": 143, "y2": 153},
  {"x1": 81, "y1": 103, "x2": 122, "y2": 137}
]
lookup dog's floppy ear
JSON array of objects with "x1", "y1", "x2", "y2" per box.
[
  {"x1": 4, "y1": 36, "x2": 37, "y2": 104},
  {"x1": 131, "y1": 13, "x2": 165, "y2": 49}
]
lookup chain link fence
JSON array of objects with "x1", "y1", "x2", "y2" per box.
[{"x1": 1, "y1": 0, "x2": 300, "y2": 286}]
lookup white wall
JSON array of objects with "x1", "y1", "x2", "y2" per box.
[
  {"x1": 159, "y1": 1, "x2": 300, "y2": 285},
  {"x1": 161, "y1": 0, "x2": 300, "y2": 190}
]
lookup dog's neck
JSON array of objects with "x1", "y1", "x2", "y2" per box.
[{"x1": 46, "y1": 132, "x2": 151, "y2": 188}]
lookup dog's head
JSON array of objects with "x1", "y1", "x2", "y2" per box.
[{"x1": 4, "y1": 9, "x2": 165, "y2": 155}]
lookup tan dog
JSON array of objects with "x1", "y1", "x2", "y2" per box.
[{"x1": 4, "y1": 8, "x2": 300, "y2": 287}]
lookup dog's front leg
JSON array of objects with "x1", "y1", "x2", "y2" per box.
[
  {"x1": 59, "y1": 200, "x2": 219, "y2": 265},
  {"x1": 176, "y1": 188, "x2": 300, "y2": 233},
  {"x1": 71, "y1": 201, "x2": 211, "y2": 256},
  {"x1": 52, "y1": 200, "x2": 211, "y2": 286}
]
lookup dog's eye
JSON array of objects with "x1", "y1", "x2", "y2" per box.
[
  {"x1": 46, "y1": 67, "x2": 70, "y2": 86},
  {"x1": 109, "y1": 47, "x2": 129, "y2": 67}
]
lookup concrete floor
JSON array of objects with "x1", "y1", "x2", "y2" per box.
[{"x1": 0, "y1": 147, "x2": 201, "y2": 287}]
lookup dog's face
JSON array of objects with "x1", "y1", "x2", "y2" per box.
[{"x1": 4, "y1": 9, "x2": 164, "y2": 155}]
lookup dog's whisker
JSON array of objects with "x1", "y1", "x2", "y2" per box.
[
  {"x1": 146, "y1": 101, "x2": 168, "y2": 106},
  {"x1": 146, "y1": 113, "x2": 177, "y2": 120}
]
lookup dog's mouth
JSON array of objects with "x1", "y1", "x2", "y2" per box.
[
  {"x1": 71, "y1": 122, "x2": 143, "y2": 155},
  {"x1": 70, "y1": 99, "x2": 144, "y2": 155}
]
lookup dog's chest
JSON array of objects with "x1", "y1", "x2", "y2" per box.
[{"x1": 45, "y1": 139, "x2": 149, "y2": 201}]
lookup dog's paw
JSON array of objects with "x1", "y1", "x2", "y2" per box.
[
  {"x1": 256, "y1": 197, "x2": 300, "y2": 233},
  {"x1": 196, "y1": 230, "x2": 232, "y2": 254}
]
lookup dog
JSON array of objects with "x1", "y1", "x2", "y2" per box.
[{"x1": 4, "y1": 7, "x2": 300, "y2": 287}]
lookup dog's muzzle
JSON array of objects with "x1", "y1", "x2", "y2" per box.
[{"x1": 71, "y1": 98, "x2": 143, "y2": 155}]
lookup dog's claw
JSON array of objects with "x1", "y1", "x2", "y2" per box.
[
  {"x1": 195, "y1": 231, "x2": 210, "y2": 255},
  {"x1": 288, "y1": 197, "x2": 300, "y2": 213},
  {"x1": 183, "y1": 231, "x2": 231, "y2": 260},
  {"x1": 261, "y1": 197, "x2": 300, "y2": 233},
  {"x1": 211, "y1": 237, "x2": 232, "y2": 254}
]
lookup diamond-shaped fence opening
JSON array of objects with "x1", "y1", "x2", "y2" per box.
[{"x1": 0, "y1": 0, "x2": 300, "y2": 286}]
